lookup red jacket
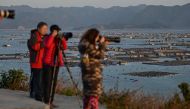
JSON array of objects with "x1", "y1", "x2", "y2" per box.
[
  {"x1": 43, "y1": 35, "x2": 67, "y2": 66},
  {"x1": 28, "y1": 30, "x2": 45, "y2": 68}
]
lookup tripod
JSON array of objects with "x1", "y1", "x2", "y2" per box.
[
  {"x1": 62, "y1": 51, "x2": 82, "y2": 108},
  {"x1": 48, "y1": 39, "x2": 61, "y2": 107},
  {"x1": 48, "y1": 39, "x2": 82, "y2": 109}
]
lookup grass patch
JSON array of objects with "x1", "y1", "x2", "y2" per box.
[
  {"x1": 55, "y1": 78, "x2": 82, "y2": 96},
  {"x1": 0, "y1": 69, "x2": 29, "y2": 91}
]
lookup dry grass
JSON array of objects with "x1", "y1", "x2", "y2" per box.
[
  {"x1": 1, "y1": 69, "x2": 190, "y2": 109},
  {"x1": 100, "y1": 89, "x2": 190, "y2": 109},
  {"x1": 55, "y1": 77, "x2": 81, "y2": 96}
]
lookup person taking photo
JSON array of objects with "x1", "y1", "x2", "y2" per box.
[
  {"x1": 78, "y1": 28, "x2": 109, "y2": 109},
  {"x1": 27, "y1": 22, "x2": 48, "y2": 101},
  {"x1": 42, "y1": 25, "x2": 67, "y2": 108}
]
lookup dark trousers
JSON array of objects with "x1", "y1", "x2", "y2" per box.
[
  {"x1": 42, "y1": 64, "x2": 59, "y2": 104},
  {"x1": 30, "y1": 68, "x2": 43, "y2": 101},
  {"x1": 29, "y1": 69, "x2": 34, "y2": 98}
]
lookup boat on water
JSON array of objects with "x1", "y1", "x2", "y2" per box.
[
  {"x1": 2, "y1": 44, "x2": 11, "y2": 47},
  {"x1": 0, "y1": 56, "x2": 22, "y2": 60},
  {"x1": 119, "y1": 61, "x2": 128, "y2": 65}
]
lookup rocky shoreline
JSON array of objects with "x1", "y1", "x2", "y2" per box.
[
  {"x1": 125, "y1": 71, "x2": 178, "y2": 77},
  {"x1": 143, "y1": 60, "x2": 190, "y2": 66}
]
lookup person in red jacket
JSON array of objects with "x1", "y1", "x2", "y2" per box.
[
  {"x1": 27, "y1": 22, "x2": 48, "y2": 101},
  {"x1": 42, "y1": 25, "x2": 67, "y2": 107}
]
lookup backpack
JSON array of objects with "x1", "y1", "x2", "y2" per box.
[{"x1": 27, "y1": 30, "x2": 38, "y2": 63}]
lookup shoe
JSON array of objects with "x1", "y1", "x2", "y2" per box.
[
  {"x1": 30, "y1": 92, "x2": 35, "y2": 98},
  {"x1": 50, "y1": 105, "x2": 54, "y2": 109},
  {"x1": 35, "y1": 97, "x2": 43, "y2": 102},
  {"x1": 51, "y1": 103, "x2": 59, "y2": 108},
  {"x1": 44, "y1": 105, "x2": 51, "y2": 109},
  {"x1": 35, "y1": 94, "x2": 43, "y2": 102},
  {"x1": 30, "y1": 94, "x2": 34, "y2": 98}
]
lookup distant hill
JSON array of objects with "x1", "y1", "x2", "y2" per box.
[{"x1": 0, "y1": 4, "x2": 190, "y2": 29}]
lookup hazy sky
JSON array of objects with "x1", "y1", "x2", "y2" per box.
[{"x1": 1, "y1": 0, "x2": 190, "y2": 8}]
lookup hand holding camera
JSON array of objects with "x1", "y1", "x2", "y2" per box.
[
  {"x1": 99, "y1": 36, "x2": 105, "y2": 43},
  {"x1": 99, "y1": 36, "x2": 108, "y2": 44},
  {"x1": 52, "y1": 30, "x2": 58, "y2": 37},
  {"x1": 57, "y1": 32, "x2": 73, "y2": 41},
  {"x1": 98, "y1": 35, "x2": 120, "y2": 44},
  {"x1": 50, "y1": 25, "x2": 73, "y2": 41}
]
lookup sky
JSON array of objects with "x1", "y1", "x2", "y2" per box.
[{"x1": 1, "y1": 0, "x2": 190, "y2": 8}]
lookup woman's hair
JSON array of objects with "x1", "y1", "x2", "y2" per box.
[{"x1": 80, "y1": 28, "x2": 100, "y2": 44}]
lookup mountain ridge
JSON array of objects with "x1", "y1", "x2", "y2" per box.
[{"x1": 0, "y1": 3, "x2": 190, "y2": 29}]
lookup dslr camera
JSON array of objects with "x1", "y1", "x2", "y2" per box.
[
  {"x1": 57, "y1": 32, "x2": 73, "y2": 41},
  {"x1": 50, "y1": 25, "x2": 73, "y2": 41},
  {"x1": 0, "y1": 10, "x2": 15, "y2": 19},
  {"x1": 99, "y1": 35, "x2": 120, "y2": 43}
]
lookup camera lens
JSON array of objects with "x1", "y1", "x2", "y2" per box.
[{"x1": 0, "y1": 10, "x2": 15, "y2": 19}]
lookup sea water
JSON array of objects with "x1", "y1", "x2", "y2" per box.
[{"x1": 0, "y1": 29, "x2": 190, "y2": 97}]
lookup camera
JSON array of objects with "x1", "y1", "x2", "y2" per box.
[
  {"x1": 99, "y1": 35, "x2": 121, "y2": 43},
  {"x1": 0, "y1": 10, "x2": 15, "y2": 19},
  {"x1": 57, "y1": 32, "x2": 73, "y2": 41}
]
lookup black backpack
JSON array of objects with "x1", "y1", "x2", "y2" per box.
[{"x1": 27, "y1": 30, "x2": 38, "y2": 63}]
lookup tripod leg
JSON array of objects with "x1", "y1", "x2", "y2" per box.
[
  {"x1": 49, "y1": 65, "x2": 57, "y2": 105},
  {"x1": 29, "y1": 69, "x2": 34, "y2": 98},
  {"x1": 48, "y1": 40, "x2": 61, "y2": 107},
  {"x1": 62, "y1": 51, "x2": 83, "y2": 108}
]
